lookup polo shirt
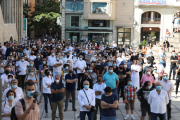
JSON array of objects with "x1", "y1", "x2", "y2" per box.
[
  {"x1": 170, "y1": 56, "x2": 178, "y2": 67},
  {"x1": 160, "y1": 80, "x2": 174, "y2": 100},
  {"x1": 103, "y1": 72, "x2": 119, "y2": 89},
  {"x1": 101, "y1": 93, "x2": 118, "y2": 117},
  {"x1": 65, "y1": 73, "x2": 77, "y2": 91},
  {"x1": 51, "y1": 82, "x2": 64, "y2": 102}
]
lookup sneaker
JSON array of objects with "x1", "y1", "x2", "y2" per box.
[
  {"x1": 131, "y1": 116, "x2": 135, "y2": 120},
  {"x1": 124, "y1": 116, "x2": 129, "y2": 120},
  {"x1": 72, "y1": 108, "x2": 77, "y2": 111},
  {"x1": 64, "y1": 108, "x2": 67, "y2": 112}
]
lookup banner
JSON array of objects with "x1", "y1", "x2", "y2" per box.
[
  {"x1": 92, "y1": 2, "x2": 107, "y2": 14},
  {"x1": 139, "y1": 0, "x2": 166, "y2": 5},
  {"x1": 23, "y1": 18, "x2": 27, "y2": 38}
]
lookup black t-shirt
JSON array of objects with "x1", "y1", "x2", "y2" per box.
[
  {"x1": 170, "y1": 56, "x2": 178, "y2": 67},
  {"x1": 176, "y1": 66, "x2": 180, "y2": 78},
  {"x1": 130, "y1": 55, "x2": 138, "y2": 62},
  {"x1": 147, "y1": 56, "x2": 154, "y2": 66},
  {"x1": 116, "y1": 69, "x2": 126, "y2": 85},
  {"x1": 137, "y1": 87, "x2": 151, "y2": 108},
  {"x1": 113, "y1": 66, "x2": 119, "y2": 74},
  {"x1": 96, "y1": 65, "x2": 104, "y2": 75},
  {"x1": 124, "y1": 68, "x2": 131, "y2": 85}
]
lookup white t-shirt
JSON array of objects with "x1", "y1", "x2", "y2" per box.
[
  {"x1": 29, "y1": 55, "x2": 36, "y2": 61},
  {"x1": 1, "y1": 73, "x2": 8, "y2": 87},
  {"x1": 0, "y1": 46, "x2": 7, "y2": 55},
  {"x1": 93, "y1": 83, "x2": 106, "y2": 99},
  {"x1": 53, "y1": 60, "x2": 63, "y2": 73},
  {"x1": 16, "y1": 61, "x2": 29, "y2": 75},
  {"x1": 42, "y1": 76, "x2": 54, "y2": 93},
  {"x1": 47, "y1": 55, "x2": 56, "y2": 66},
  {"x1": 74, "y1": 60, "x2": 87, "y2": 74}
]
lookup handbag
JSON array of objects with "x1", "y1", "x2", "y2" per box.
[{"x1": 83, "y1": 89, "x2": 96, "y2": 112}]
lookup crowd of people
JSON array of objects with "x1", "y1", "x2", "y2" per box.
[{"x1": 0, "y1": 37, "x2": 178, "y2": 120}]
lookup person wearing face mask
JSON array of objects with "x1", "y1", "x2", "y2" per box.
[
  {"x1": 16, "y1": 56, "x2": 30, "y2": 89},
  {"x1": 47, "y1": 51, "x2": 56, "y2": 73},
  {"x1": 64, "y1": 68, "x2": 78, "y2": 112},
  {"x1": 137, "y1": 81, "x2": 152, "y2": 120},
  {"x1": 75, "y1": 55, "x2": 87, "y2": 90},
  {"x1": 169, "y1": 50, "x2": 178, "y2": 80},
  {"x1": 93, "y1": 76, "x2": 106, "y2": 120},
  {"x1": 147, "y1": 52, "x2": 154, "y2": 67},
  {"x1": 103, "y1": 66, "x2": 119, "y2": 94},
  {"x1": 81, "y1": 72, "x2": 93, "y2": 89},
  {"x1": 101, "y1": 86, "x2": 118, "y2": 120},
  {"x1": 39, "y1": 58, "x2": 46, "y2": 89},
  {"x1": 143, "y1": 61, "x2": 152, "y2": 74},
  {"x1": 14, "y1": 81, "x2": 40, "y2": 120},
  {"x1": 148, "y1": 82, "x2": 169, "y2": 120},
  {"x1": 90, "y1": 53, "x2": 97, "y2": 63},
  {"x1": 131, "y1": 60, "x2": 141, "y2": 89},
  {"x1": 2, "y1": 79, "x2": 24, "y2": 102},
  {"x1": 122, "y1": 55, "x2": 132, "y2": 70},
  {"x1": 2, "y1": 90, "x2": 17, "y2": 120},
  {"x1": 107, "y1": 54, "x2": 115, "y2": 66},
  {"x1": 156, "y1": 60, "x2": 165, "y2": 80},
  {"x1": 29, "y1": 51, "x2": 36, "y2": 61},
  {"x1": 88, "y1": 67, "x2": 97, "y2": 84},
  {"x1": 160, "y1": 73, "x2": 174, "y2": 120},
  {"x1": 141, "y1": 69, "x2": 154, "y2": 87},
  {"x1": 85, "y1": 51, "x2": 92, "y2": 69},
  {"x1": 53, "y1": 55, "x2": 63, "y2": 79},
  {"x1": 153, "y1": 67, "x2": 159, "y2": 83},
  {"x1": 116, "y1": 54, "x2": 124, "y2": 67},
  {"x1": 124, "y1": 79, "x2": 136, "y2": 120},
  {"x1": 130, "y1": 52, "x2": 138, "y2": 62},
  {"x1": 34, "y1": 53, "x2": 42, "y2": 72},
  {"x1": 42, "y1": 69, "x2": 54, "y2": 118},
  {"x1": 95, "y1": 59, "x2": 105, "y2": 76},
  {"x1": 51, "y1": 75, "x2": 65, "y2": 120},
  {"x1": 78, "y1": 80, "x2": 95, "y2": 120},
  {"x1": 24, "y1": 68, "x2": 39, "y2": 91},
  {"x1": 1, "y1": 67, "x2": 11, "y2": 91},
  {"x1": 101, "y1": 58, "x2": 109, "y2": 74},
  {"x1": 160, "y1": 51, "x2": 167, "y2": 68}
]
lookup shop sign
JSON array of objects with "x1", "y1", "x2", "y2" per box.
[{"x1": 139, "y1": 0, "x2": 166, "y2": 5}]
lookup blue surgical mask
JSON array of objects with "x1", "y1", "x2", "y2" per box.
[
  {"x1": 89, "y1": 70, "x2": 92, "y2": 73},
  {"x1": 79, "y1": 58, "x2": 82, "y2": 60},
  {"x1": 30, "y1": 64, "x2": 33, "y2": 67},
  {"x1": 43, "y1": 61, "x2": 46, "y2": 64},
  {"x1": 163, "y1": 77, "x2": 168, "y2": 80},
  {"x1": 74, "y1": 54, "x2": 76, "y2": 56},
  {"x1": 109, "y1": 70, "x2": 113, "y2": 73},
  {"x1": 9, "y1": 63, "x2": 12, "y2": 66},
  {"x1": 148, "y1": 86, "x2": 152, "y2": 89},
  {"x1": 156, "y1": 86, "x2": 161, "y2": 90},
  {"x1": 105, "y1": 94, "x2": 110, "y2": 97},
  {"x1": 8, "y1": 96, "x2": 14, "y2": 100},
  {"x1": 69, "y1": 52, "x2": 71, "y2": 54},
  {"x1": 21, "y1": 59, "x2": 24, "y2": 62},
  {"x1": 37, "y1": 56, "x2": 40, "y2": 58},
  {"x1": 27, "y1": 91, "x2": 35, "y2": 98},
  {"x1": 10, "y1": 53, "x2": 12, "y2": 56},
  {"x1": 154, "y1": 70, "x2": 157, "y2": 72},
  {"x1": 113, "y1": 64, "x2": 116, "y2": 66},
  {"x1": 30, "y1": 72, "x2": 34, "y2": 75},
  {"x1": 12, "y1": 85, "x2": 17, "y2": 89},
  {"x1": 99, "y1": 55, "x2": 101, "y2": 57},
  {"x1": 84, "y1": 85, "x2": 89, "y2": 89},
  {"x1": 128, "y1": 82, "x2": 132, "y2": 86},
  {"x1": 65, "y1": 67, "x2": 69, "y2": 70},
  {"x1": 56, "y1": 58, "x2": 59, "y2": 61}
]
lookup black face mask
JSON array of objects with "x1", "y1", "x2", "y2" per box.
[
  {"x1": 97, "y1": 79, "x2": 102, "y2": 83},
  {"x1": 67, "y1": 55, "x2": 70, "y2": 58},
  {"x1": 5, "y1": 70, "x2": 9, "y2": 74},
  {"x1": 31, "y1": 53, "x2": 34, "y2": 55},
  {"x1": 46, "y1": 72, "x2": 50, "y2": 76},
  {"x1": 69, "y1": 71, "x2": 73, "y2": 74},
  {"x1": 85, "y1": 75, "x2": 88, "y2": 78}
]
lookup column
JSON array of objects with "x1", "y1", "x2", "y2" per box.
[
  {"x1": 61, "y1": 0, "x2": 66, "y2": 41},
  {"x1": 151, "y1": 11, "x2": 154, "y2": 21}
]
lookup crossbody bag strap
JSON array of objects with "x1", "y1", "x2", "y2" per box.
[{"x1": 83, "y1": 89, "x2": 90, "y2": 105}]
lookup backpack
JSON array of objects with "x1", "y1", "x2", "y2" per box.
[{"x1": 11, "y1": 98, "x2": 26, "y2": 120}]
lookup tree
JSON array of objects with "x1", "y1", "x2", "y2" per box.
[
  {"x1": 23, "y1": 4, "x2": 31, "y2": 18},
  {"x1": 30, "y1": 0, "x2": 61, "y2": 37}
]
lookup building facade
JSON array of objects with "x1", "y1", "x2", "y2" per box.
[
  {"x1": 134, "y1": 0, "x2": 180, "y2": 47},
  {"x1": 62, "y1": 0, "x2": 134, "y2": 47}
]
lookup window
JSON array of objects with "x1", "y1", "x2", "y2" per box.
[
  {"x1": 141, "y1": 11, "x2": 161, "y2": 24},
  {"x1": 65, "y1": 1, "x2": 84, "y2": 12},
  {"x1": 88, "y1": 20, "x2": 110, "y2": 27},
  {"x1": 117, "y1": 28, "x2": 131, "y2": 46},
  {"x1": 71, "y1": 16, "x2": 79, "y2": 27},
  {"x1": 92, "y1": 2, "x2": 107, "y2": 14}
]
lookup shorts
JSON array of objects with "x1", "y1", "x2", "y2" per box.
[
  {"x1": 174, "y1": 24, "x2": 179, "y2": 28},
  {"x1": 125, "y1": 100, "x2": 134, "y2": 110},
  {"x1": 141, "y1": 108, "x2": 150, "y2": 116}
]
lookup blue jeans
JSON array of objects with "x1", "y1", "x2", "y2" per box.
[
  {"x1": 112, "y1": 88, "x2": 117, "y2": 95},
  {"x1": 43, "y1": 93, "x2": 52, "y2": 113},
  {"x1": 151, "y1": 112, "x2": 166, "y2": 120},
  {"x1": 160, "y1": 62, "x2": 166, "y2": 68},
  {"x1": 80, "y1": 111, "x2": 93, "y2": 120},
  {"x1": 101, "y1": 116, "x2": 116, "y2": 120}
]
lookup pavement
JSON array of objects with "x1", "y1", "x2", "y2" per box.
[{"x1": 38, "y1": 63, "x2": 180, "y2": 120}]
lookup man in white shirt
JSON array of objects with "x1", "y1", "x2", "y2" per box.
[
  {"x1": 16, "y1": 56, "x2": 30, "y2": 89},
  {"x1": 47, "y1": 51, "x2": 56, "y2": 72},
  {"x1": 78, "y1": 80, "x2": 95, "y2": 120},
  {"x1": 160, "y1": 73, "x2": 174, "y2": 120},
  {"x1": 148, "y1": 82, "x2": 169, "y2": 120},
  {"x1": 65, "y1": 44, "x2": 73, "y2": 52},
  {"x1": 0, "y1": 42, "x2": 7, "y2": 59},
  {"x1": 156, "y1": 60, "x2": 164, "y2": 79},
  {"x1": 75, "y1": 55, "x2": 87, "y2": 90},
  {"x1": 93, "y1": 76, "x2": 106, "y2": 120},
  {"x1": 53, "y1": 55, "x2": 63, "y2": 79},
  {"x1": 2, "y1": 79, "x2": 24, "y2": 102},
  {"x1": 116, "y1": 55, "x2": 124, "y2": 67}
]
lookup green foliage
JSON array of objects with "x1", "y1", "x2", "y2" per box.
[
  {"x1": 23, "y1": 4, "x2": 31, "y2": 18},
  {"x1": 30, "y1": 0, "x2": 61, "y2": 33},
  {"x1": 139, "y1": 40, "x2": 146, "y2": 47}
]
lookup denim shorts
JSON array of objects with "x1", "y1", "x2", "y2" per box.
[{"x1": 101, "y1": 116, "x2": 116, "y2": 120}]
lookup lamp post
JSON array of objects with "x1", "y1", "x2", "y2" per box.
[{"x1": 58, "y1": 0, "x2": 62, "y2": 40}]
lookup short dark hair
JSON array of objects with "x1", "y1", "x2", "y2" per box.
[
  {"x1": 24, "y1": 81, "x2": 35, "y2": 89},
  {"x1": 104, "y1": 86, "x2": 112, "y2": 93},
  {"x1": 109, "y1": 66, "x2": 113, "y2": 69},
  {"x1": 127, "y1": 79, "x2": 132, "y2": 83},
  {"x1": 6, "y1": 89, "x2": 16, "y2": 98},
  {"x1": 143, "y1": 81, "x2": 150, "y2": 88}
]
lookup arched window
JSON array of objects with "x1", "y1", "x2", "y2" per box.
[{"x1": 141, "y1": 11, "x2": 161, "y2": 24}]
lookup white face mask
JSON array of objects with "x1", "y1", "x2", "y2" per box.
[
  {"x1": 147, "y1": 72, "x2": 150, "y2": 75},
  {"x1": 55, "y1": 80, "x2": 60, "y2": 83}
]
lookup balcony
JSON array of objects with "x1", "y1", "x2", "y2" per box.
[{"x1": 141, "y1": 18, "x2": 161, "y2": 24}]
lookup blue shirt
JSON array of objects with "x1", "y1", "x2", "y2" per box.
[
  {"x1": 121, "y1": 60, "x2": 132, "y2": 70},
  {"x1": 65, "y1": 73, "x2": 77, "y2": 91},
  {"x1": 39, "y1": 64, "x2": 43, "y2": 78},
  {"x1": 51, "y1": 82, "x2": 64, "y2": 102},
  {"x1": 160, "y1": 54, "x2": 166, "y2": 63},
  {"x1": 101, "y1": 93, "x2": 118, "y2": 117},
  {"x1": 103, "y1": 72, "x2": 119, "y2": 89},
  {"x1": 34, "y1": 58, "x2": 42, "y2": 70},
  {"x1": 101, "y1": 62, "x2": 109, "y2": 73}
]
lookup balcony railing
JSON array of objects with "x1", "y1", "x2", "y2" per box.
[{"x1": 141, "y1": 18, "x2": 161, "y2": 24}]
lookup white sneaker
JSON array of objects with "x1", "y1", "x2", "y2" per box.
[
  {"x1": 124, "y1": 116, "x2": 129, "y2": 120},
  {"x1": 131, "y1": 116, "x2": 135, "y2": 120}
]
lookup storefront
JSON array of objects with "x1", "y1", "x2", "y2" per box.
[{"x1": 141, "y1": 27, "x2": 160, "y2": 42}]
